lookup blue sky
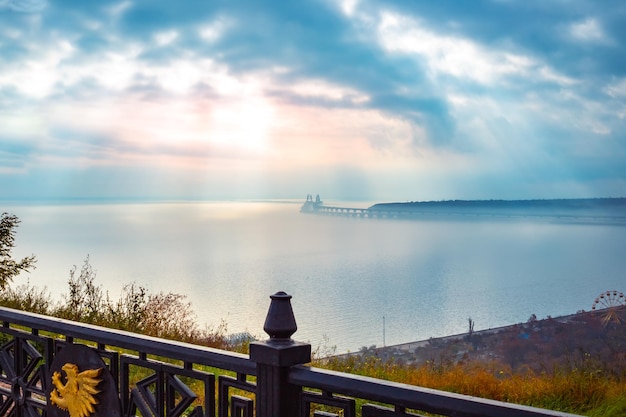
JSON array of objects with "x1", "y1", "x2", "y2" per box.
[{"x1": 1, "y1": 0, "x2": 625, "y2": 202}]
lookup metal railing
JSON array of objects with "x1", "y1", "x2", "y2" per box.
[{"x1": 0, "y1": 292, "x2": 582, "y2": 417}]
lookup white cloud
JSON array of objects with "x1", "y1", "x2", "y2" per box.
[
  {"x1": 147, "y1": 60, "x2": 210, "y2": 94},
  {"x1": 289, "y1": 79, "x2": 370, "y2": 104},
  {"x1": 199, "y1": 18, "x2": 231, "y2": 43},
  {"x1": 88, "y1": 44, "x2": 143, "y2": 91},
  {"x1": 590, "y1": 122, "x2": 610, "y2": 135},
  {"x1": 106, "y1": 0, "x2": 132, "y2": 18},
  {"x1": 605, "y1": 78, "x2": 626, "y2": 98},
  {"x1": 0, "y1": 29, "x2": 268, "y2": 101},
  {"x1": 0, "y1": 39, "x2": 75, "y2": 97},
  {"x1": 376, "y1": 11, "x2": 572, "y2": 87},
  {"x1": 377, "y1": 13, "x2": 525, "y2": 83},
  {"x1": 569, "y1": 18, "x2": 608, "y2": 43},
  {"x1": 154, "y1": 30, "x2": 179, "y2": 46},
  {"x1": 340, "y1": 0, "x2": 359, "y2": 17},
  {"x1": 537, "y1": 66, "x2": 577, "y2": 86}
]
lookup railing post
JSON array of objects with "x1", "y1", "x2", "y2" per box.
[{"x1": 250, "y1": 292, "x2": 312, "y2": 417}]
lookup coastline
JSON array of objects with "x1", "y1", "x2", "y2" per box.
[{"x1": 329, "y1": 309, "x2": 626, "y2": 371}]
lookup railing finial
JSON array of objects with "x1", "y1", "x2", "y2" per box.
[
  {"x1": 263, "y1": 291, "x2": 297, "y2": 341},
  {"x1": 252, "y1": 292, "x2": 311, "y2": 417}
]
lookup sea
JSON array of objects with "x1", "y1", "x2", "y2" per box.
[{"x1": 6, "y1": 200, "x2": 626, "y2": 354}]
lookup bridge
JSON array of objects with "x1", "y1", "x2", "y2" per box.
[
  {"x1": 300, "y1": 194, "x2": 394, "y2": 218},
  {"x1": 0, "y1": 292, "x2": 581, "y2": 417},
  {"x1": 301, "y1": 195, "x2": 626, "y2": 224}
]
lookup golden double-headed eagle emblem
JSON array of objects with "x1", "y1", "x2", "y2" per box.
[{"x1": 50, "y1": 363, "x2": 103, "y2": 417}]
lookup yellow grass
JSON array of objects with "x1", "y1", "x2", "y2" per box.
[{"x1": 319, "y1": 356, "x2": 626, "y2": 416}]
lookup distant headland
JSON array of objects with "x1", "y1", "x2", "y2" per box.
[{"x1": 301, "y1": 195, "x2": 626, "y2": 224}]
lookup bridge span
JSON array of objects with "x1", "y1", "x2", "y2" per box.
[
  {"x1": 300, "y1": 194, "x2": 460, "y2": 219},
  {"x1": 300, "y1": 194, "x2": 376, "y2": 218}
]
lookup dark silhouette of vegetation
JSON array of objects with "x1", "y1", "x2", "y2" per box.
[
  {"x1": 0, "y1": 212, "x2": 36, "y2": 290},
  {"x1": 370, "y1": 197, "x2": 626, "y2": 212}
]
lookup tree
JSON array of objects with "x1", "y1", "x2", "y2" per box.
[{"x1": 0, "y1": 212, "x2": 37, "y2": 290}]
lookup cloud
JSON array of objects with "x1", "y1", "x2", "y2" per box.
[
  {"x1": 153, "y1": 30, "x2": 178, "y2": 46},
  {"x1": 605, "y1": 77, "x2": 626, "y2": 99},
  {"x1": 377, "y1": 13, "x2": 519, "y2": 85},
  {"x1": 106, "y1": 0, "x2": 132, "y2": 18},
  {"x1": 0, "y1": 0, "x2": 46, "y2": 13},
  {"x1": 1, "y1": 0, "x2": 625, "y2": 200},
  {"x1": 198, "y1": 17, "x2": 231, "y2": 43},
  {"x1": 569, "y1": 18, "x2": 609, "y2": 44}
]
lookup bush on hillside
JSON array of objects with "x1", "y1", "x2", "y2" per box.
[
  {"x1": 0, "y1": 252, "x2": 231, "y2": 350},
  {"x1": 0, "y1": 280, "x2": 51, "y2": 315}
]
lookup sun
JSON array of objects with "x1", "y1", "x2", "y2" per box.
[{"x1": 208, "y1": 97, "x2": 274, "y2": 151}]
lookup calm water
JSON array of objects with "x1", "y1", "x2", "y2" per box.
[{"x1": 7, "y1": 201, "x2": 626, "y2": 353}]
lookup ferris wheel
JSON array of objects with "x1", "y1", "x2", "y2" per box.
[{"x1": 591, "y1": 290, "x2": 626, "y2": 326}]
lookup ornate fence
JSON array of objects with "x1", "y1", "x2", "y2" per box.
[{"x1": 0, "y1": 291, "x2": 582, "y2": 417}]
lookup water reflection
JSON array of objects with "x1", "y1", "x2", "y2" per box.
[{"x1": 9, "y1": 201, "x2": 626, "y2": 353}]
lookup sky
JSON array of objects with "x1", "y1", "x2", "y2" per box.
[{"x1": 1, "y1": 0, "x2": 625, "y2": 202}]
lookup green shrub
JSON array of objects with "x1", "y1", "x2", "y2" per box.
[{"x1": 0, "y1": 280, "x2": 52, "y2": 315}]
